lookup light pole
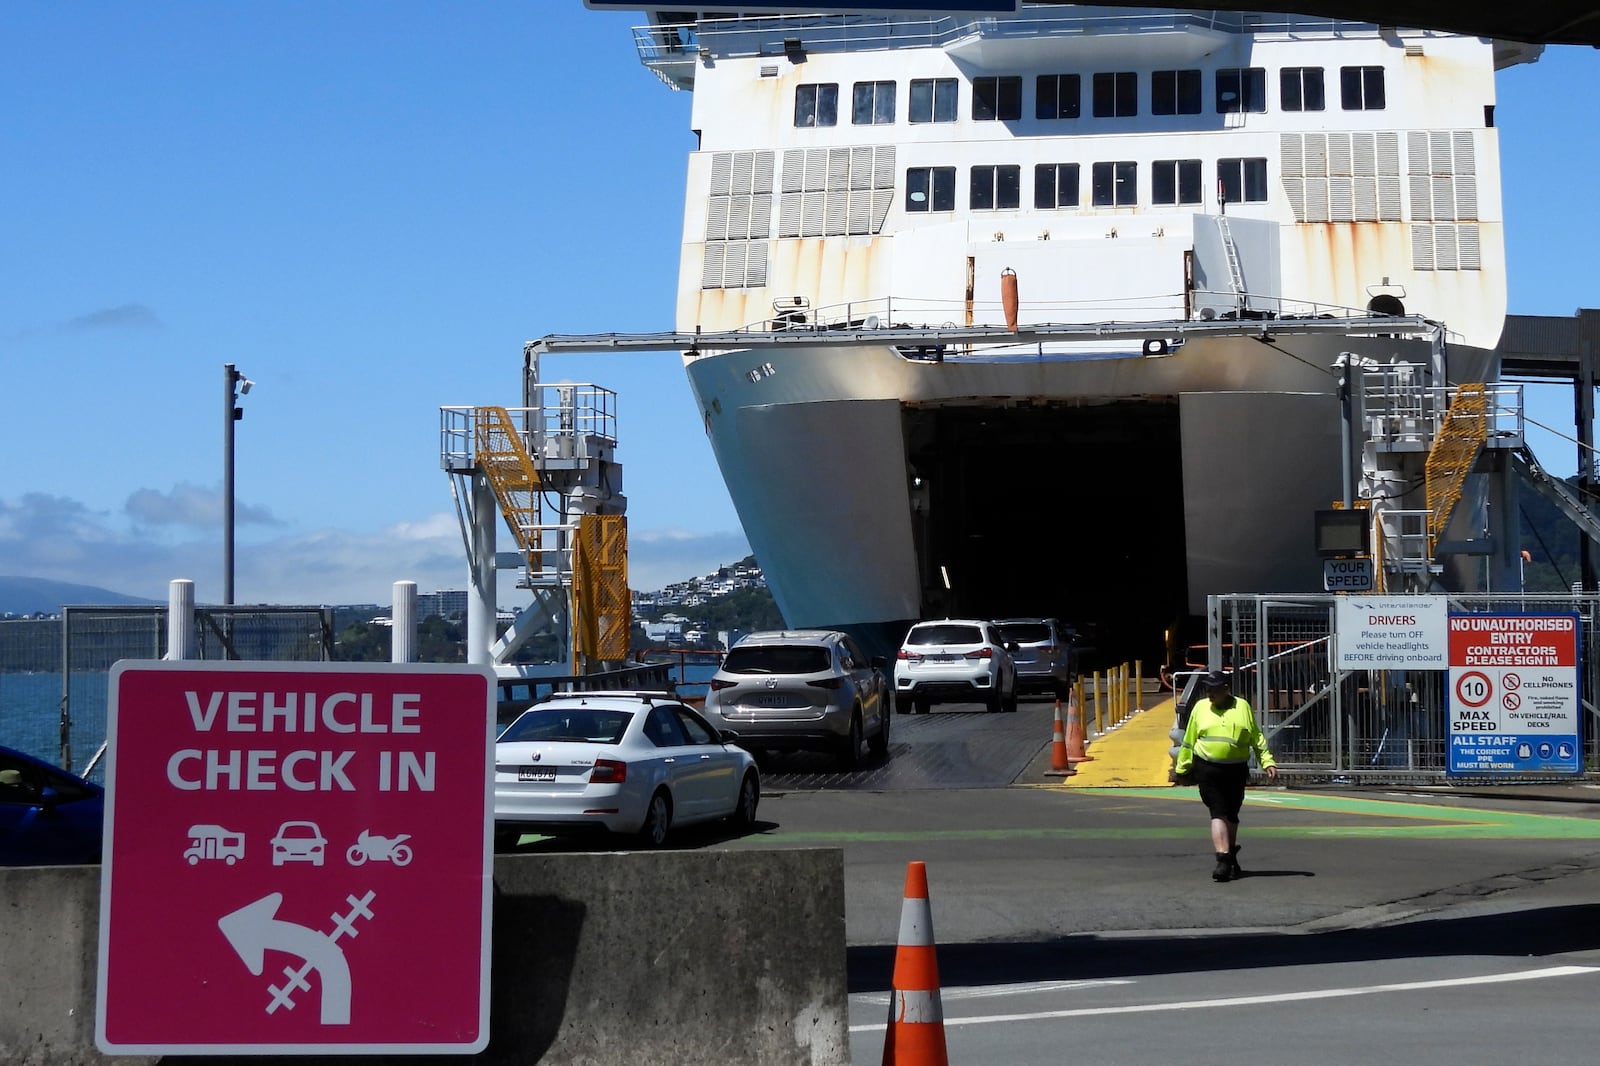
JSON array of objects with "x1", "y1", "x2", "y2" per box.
[{"x1": 223, "y1": 363, "x2": 254, "y2": 605}]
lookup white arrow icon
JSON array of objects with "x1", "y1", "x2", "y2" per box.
[{"x1": 218, "y1": 892, "x2": 353, "y2": 1024}]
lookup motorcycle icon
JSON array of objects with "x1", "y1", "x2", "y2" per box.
[{"x1": 346, "y1": 829, "x2": 413, "y2": 867}]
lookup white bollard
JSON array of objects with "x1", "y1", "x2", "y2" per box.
[
  {"x1": 392, "y1": 581, "x2": 418, "y2": 663},
  {"x1": 165, "y1": 579, "x2": 195, "y2": 660}
]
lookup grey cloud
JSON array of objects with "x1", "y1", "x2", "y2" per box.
[
  {"x1": 125, "y1": 484, "x2": 281, "y2": 529},
  {"x1": 59, "y1": 304, "x2": 162, "y2": 333},
  {"x1": 0, "y1": 491, "x2": 748, "y2": 607}
]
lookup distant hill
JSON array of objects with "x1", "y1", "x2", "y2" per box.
[{"x1": 0, "y1": 576, "x2": 161, "y2": 616}]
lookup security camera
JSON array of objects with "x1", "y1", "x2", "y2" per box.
[{"x1": 240, "y1": 379, "x2": 255, "y2": 394}]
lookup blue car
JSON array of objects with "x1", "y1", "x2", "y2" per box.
[{"x1": 0, "y1": 744, "x2": 105, "y2": 865}]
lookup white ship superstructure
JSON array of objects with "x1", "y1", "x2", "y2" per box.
[{"x1": 613, "y1": 5, "x2": 1542, "y2": 661}]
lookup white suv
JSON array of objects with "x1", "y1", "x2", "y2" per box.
[{"x1": 893, "y1": 619, "x2": 1018, "y2": 714}]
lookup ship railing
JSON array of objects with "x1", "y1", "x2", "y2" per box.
[
  {"x1": 440, "y1": 387, "x2": 618, "y2": 473},
  {"x1": 740, "y1": 291, "x2": 1448, "y2": 339},
  {"x1": 1360, "y1": 372, "x2": 1524, "y2": 452},
  {"x1": 634, "y1": 9, "x2": 1407, "y2": 73}
]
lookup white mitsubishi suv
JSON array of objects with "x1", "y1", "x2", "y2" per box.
[{"x1": 893, "y1": 619, "x2": 1018, "y2": 714}]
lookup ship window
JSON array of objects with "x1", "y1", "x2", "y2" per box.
[
  {"x1": 1341, "y1": 66, "x2": 1386, "y2": 110},
  {"x1": 906, "y1": 166, "x2": 956, "y2": 212},
  {"x1": 1216, "y1": 68, "x2": 1266, "y2": 113},
  {"x1": 970, "y1": 165, "x2": 1021, "y2": 210},
  {"x1": 853, "y1": 80, "x2": 896, "y2": 125},
  {"x1": 972, "y1": 76, "x2": 1022, "y2": 121},
  {"x1": 1091, "y1": 161, "x2": 1137, "y2": 207},
  {"x1": 1034, "y1": 163, "x2": 1080, "y2": 209},
  {"x1": 1092, "y1": 72, "x2": 1137, "y2": 118},
  {"x1": 794, "y1": 83, "x2": 838, "y2": 128},
  {"x1": 1281, "y1": 67, "x2": 1325, "y2": 111},
  {"x1": 1152, "y1": 160, "x2": 1202, "y2": 205},
  {"x1": 1218, "y1": 158, "x2": 1268, "y2": 203},
  {"x1": 1035, "y1": 74, "x2": 1081, "y2": 120},
  {"x1": 1151, "y1": 70, "x2": 1201, "y2": 116},
  {"x1": 910, "y1": 78, "x2": 958, "y2": 123}
]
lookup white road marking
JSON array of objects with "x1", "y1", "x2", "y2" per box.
[
  {"x1": 856, "y1": 978, "x2": 1133, "y2": 1005},
  {"x1": 849, "y1": 965, "x2": 1600, "y2": 1032}
]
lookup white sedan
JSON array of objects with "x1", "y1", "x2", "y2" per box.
[{"x1": 493, "y1": 691, "x2": 760, "y2": 849}]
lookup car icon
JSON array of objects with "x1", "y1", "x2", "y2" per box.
[{"x1": 270, "y1": 820, "x2": 327, "y2": 866}]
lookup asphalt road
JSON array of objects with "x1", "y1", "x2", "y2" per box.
[{"x1": 519, "y1": 698, "x2": 1600, "y2": 1064}]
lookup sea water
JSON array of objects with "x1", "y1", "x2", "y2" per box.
[{"x1": 0, "y1": 671, "x2": 109, "y2": 778}]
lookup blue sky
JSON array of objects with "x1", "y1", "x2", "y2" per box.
[{"x1": 3, "y1": 3, "x2": 1598, "y2": 607}]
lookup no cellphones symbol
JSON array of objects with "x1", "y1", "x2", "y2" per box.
[{"x1": 1503, "y1": 673, "x2": 1522, "y2": 691}]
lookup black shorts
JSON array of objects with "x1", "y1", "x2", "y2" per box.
[{"x1": 1192, "y1": 757, "x2": 1249, "y2": 822}]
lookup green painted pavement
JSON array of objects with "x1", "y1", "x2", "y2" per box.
[{"x1": 729, "y1": 789, "x2": 1600, "y2": 845}]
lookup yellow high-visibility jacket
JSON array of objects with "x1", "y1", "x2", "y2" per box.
[{"x1": 1175, "y1": 695, "x2": 1275, "y2": 774}]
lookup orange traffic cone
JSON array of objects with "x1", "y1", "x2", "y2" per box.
[
  {"x1": 882, "y1": 861, "x2": 949, "y2": 1066},
  {"x1": 1045, "y1": 699, "x2": 1074, "y2": 777},
  {"x1": 1065, "y1": 691, "x2": 1093, "y2": 762}
]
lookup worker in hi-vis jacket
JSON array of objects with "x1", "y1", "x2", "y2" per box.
[{"x1": 1174, "y1": 669, "x2": 1278, "y2": 882}]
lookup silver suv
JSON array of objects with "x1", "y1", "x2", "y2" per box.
[
  {"x1": 992, "y1": 618, "x2": 1077, "y2": 700},
  {"x1": 893, "y1": 619, "x2": 1018, "y2": 714},
  {"x1": 701, "y1": 630, "x2": 891, "y2": 769}
]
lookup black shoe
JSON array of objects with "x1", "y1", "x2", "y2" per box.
[
  {"x1": 1229, "y1": 844, "x2": 1243, "y2": 879},
  {"x1": 1212, "y1": 853, "x2": 1232, "y2": 882}
]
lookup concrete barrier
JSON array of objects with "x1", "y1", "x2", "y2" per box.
[{"x1": 1, "y1": 849, "x2": 849, "y2": 1066}]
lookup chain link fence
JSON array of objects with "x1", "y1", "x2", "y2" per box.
[
  {"x1": 1196, "y1": 593, "x2": 1600, "y2": 785},
  {"x1": 0, "y1": 607, "x2": 332, "y2": 780}
]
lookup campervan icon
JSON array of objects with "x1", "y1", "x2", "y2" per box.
[{"x1": 184, "y1": 824, "x2": 245, "y2": 865}]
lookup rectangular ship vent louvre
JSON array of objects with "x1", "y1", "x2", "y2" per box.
[
  {"x1": 1457, "y1": 223, "x2": 1481, "y2": 269},
  {"x1": 760, "y1": 64, "x2": 779, "y2": 78},
  {"x1": 1405, "y1": 43, "x2": 1425, "y2": 56}
]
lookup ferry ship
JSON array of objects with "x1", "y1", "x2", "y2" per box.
[{"x1": 581, "y1": 5, "x2": 1543, "y2": 662}]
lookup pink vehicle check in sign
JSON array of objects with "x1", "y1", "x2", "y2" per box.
[{"x1": 96, "y1": 661, "x2": 495, "y2": 1055}]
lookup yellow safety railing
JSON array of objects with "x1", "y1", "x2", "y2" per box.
[
  {"x1": 472, "y1": 406, "x2": 543, "y2": 571},
  {"x1": 1424, "y1": 383, "x2": 1488, "y2": 557}
]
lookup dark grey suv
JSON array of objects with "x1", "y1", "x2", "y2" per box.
[{"x1": 992, "y1": 618, "x2": 1077, "y2": 699}]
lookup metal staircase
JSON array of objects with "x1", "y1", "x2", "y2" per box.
[
  {"x1": 440, "y1": 375, "x2": 629, "y2": 672},
  {"x1": 473, "y1": 405, "x2": 545, "y2": 572},
  {"x1": 1423, "y1": 382, "x2": 1488, "y2": 557},
  {"x1": 1511, "y1": 446, "x2": 1600, "y2": 548}
]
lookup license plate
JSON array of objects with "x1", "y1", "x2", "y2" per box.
[
  {"x1": 518, "y1": 767, "x2": 556, "y2": 782},
  {"x1": 750, "y1": 694, "x2": 793, "y2": 708}
]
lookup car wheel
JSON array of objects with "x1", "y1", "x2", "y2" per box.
[
  {"x1": 868, "y1": 705, "x2": 890, "y2": 757},
  {"x1": 636, "y1": 789, "x2": 672, "y2": 848},
  {"x1": 986, "y1": 685, "x2": 1003, "y2": 713},
  {"x1": 730, "y1": 772, "x2": 760, "y2": 829},
  {"x1": 915, "y1": 695, "x2": 930, "y2": 714},
  {"x1": 895, "y1": 694, "x2": 913, "y2": 715},
  {"x1": 838, "y1": 713, "x2": 863, "y2": 770},
  {"x1": 1005, "y1": 679, "x2": 1019, "y2": 712}
]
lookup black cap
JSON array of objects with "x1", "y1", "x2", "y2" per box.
[{"x1": 1202, "y1": 670, "x2": 1230, "y2": 687}]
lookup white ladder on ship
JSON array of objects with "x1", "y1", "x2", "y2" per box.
[{"x1": 1217, "y1": 214, "x2": 1246, "y2": 314}]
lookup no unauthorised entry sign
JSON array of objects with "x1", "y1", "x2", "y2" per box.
[
  {"x1": 96, "y1": 661, "x2": 495, "y2": 1055},
  {"x1": 1446, "y1": 613, "x2": 1581, "y2": 775}
]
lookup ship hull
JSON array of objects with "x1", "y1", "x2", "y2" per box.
[{"x1": 686, "y1": 328, "x2": 1492, "y2": 661}]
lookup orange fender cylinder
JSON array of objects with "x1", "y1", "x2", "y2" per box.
[{"x1": 1000, "y1": 267, "x2": 1018, "y2": 331}]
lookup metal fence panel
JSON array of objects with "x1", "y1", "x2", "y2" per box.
[
  {"x1": 1210, "y1": 593, "x2": 1600, "y2": 784},
  {"x1": 0, "y1": 607, "x2": 331, "y2": 780}
]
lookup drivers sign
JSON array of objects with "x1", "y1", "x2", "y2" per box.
[{"x1": 96, "y1": 661, "x2": 495, "y2": 1055}]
